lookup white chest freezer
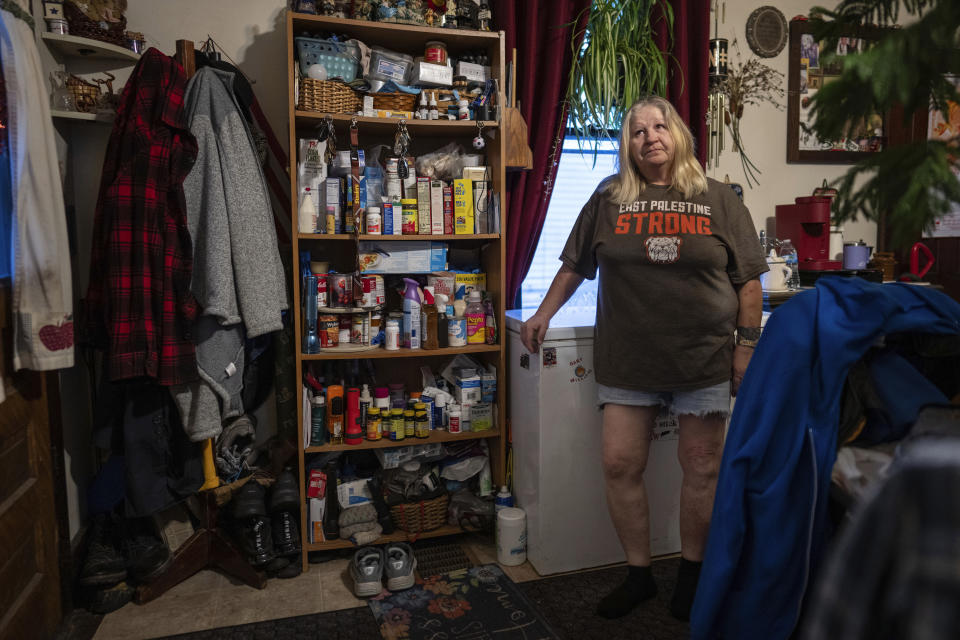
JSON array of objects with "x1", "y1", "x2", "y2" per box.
[{"x1": 506, "y1": 307, "x2": 682, "y2": 576}]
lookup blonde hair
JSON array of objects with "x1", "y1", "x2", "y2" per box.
[{"x1": 605, "y1": 96, "x2": 708, "y2": 202}]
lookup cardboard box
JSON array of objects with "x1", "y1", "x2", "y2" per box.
[
  {"x1": 309, "y1": 498, "x2": 325, "y2": 543},
  {"x1": 411, "y1": 61, "x2": 453, "y2": 87},
  {"x1": 456, "y1": 61, "x2": 490, "y2": 82},
  {"x1": 454, "y1": 369, "x2": 482, "y2": 404},
  {"x1": 481, "y1": 370, "x2": 496, "y2": 404},
  {"x1": 453, "y1": 179, "x2": 474, "y2": 234},
  {"x1": 462, "y1": 166, "x2": 491, "y2": 182},
  {"x1": 455, "y1": 272, "x2": 486, "y2": 294},
  {"x1": 376, "y1": 109, "x2": 414, "y2": 119},
  {"x1": 358, "y1": 241, "x2": 448, "y2": 273},
  {"x1": 470, "y1": 403, "x2": 494, "y2": 432},
  {"x1": 430, "y1": 180, "x2": 445, "y2": 235},
  {"x1": 416, "y1": 178, "x2": 432, "y2": 235}
]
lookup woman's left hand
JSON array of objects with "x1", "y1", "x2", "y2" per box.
[{"x1": 731, "y1": 344, "x2": 754, "y2": 396}]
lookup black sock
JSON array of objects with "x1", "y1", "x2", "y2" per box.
[
  {"x1": 670, "y1": 558, "x2": 702, "y2": 621},
  {"x1": 596, "y1": 565, "x2": 658, "y2": 619}
]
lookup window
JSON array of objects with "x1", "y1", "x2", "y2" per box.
[{"x1": 519, "y1": 137, "x2": 618, "y2": 310}]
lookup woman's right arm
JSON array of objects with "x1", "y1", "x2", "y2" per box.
[{"x1": 520, "y1": 264, "x2": 584, "y2": 353}]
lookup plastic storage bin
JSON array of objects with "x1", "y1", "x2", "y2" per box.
[
  {"x1": 295, "y1": 37, "x2": 360, "y2": 82},
  {"x1": 366, "y1": 46, "x2": 414, "y2": 85}
]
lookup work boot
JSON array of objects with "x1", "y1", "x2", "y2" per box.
[
  {"x1": 123, "y1": 532, "x2": 172, "y2": 584},
  {"x1": 79, "y1": 513, "x2": 127, "y2": 588},
  {"x1": 237, "y1": 515, "x2": 275, "y2": 567},
  {"x1": 269, "y1": 467, "x2": 300, "y2": 513},
  {"x1": 271, "y1": 509, "x2": 301, "y2": 557},
  {"x1": 86, "y1": 581, "x2": 135, "y2": 614},
  {"x1": 232, "y1": 480, "x2": 268, "y2": 519}
]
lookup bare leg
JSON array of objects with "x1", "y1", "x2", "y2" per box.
[
  {"x1": 596, "y1": 403, "x2": 659, "y2": 619},
  {"x1": 671, "y1": 411, "x2": 726, "y2": 620},
  {"x1": 677, "y1": 412, "x2": 726, "y2": 561}
]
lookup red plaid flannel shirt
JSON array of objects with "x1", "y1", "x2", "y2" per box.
[{"x1": 84, "y1": 48, "x2": 199, "y2": 385}]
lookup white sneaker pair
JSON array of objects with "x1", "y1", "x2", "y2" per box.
[{"x1": 349, "y1": 542, "x2": 417, "y2": 597}]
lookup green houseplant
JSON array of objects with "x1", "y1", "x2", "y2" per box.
[
  {"x1": 565, "y1": 0, "x2": 674, "y2": 157},
  {"x1": 807, "y1": 0, "x2": 960, "y2": 246}
]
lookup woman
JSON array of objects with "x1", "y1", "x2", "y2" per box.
[{"x1": 521, "y1": 96, "x2": 766, "y2": 621}]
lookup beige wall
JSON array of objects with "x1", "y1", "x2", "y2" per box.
[{"x1": 706, "y1": 0, "x2": 878, "y2": 250}]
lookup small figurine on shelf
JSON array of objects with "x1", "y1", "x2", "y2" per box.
[
  {"x1": 424, "y1": 7, "x2": 436, "y2": 26},
  {"x1": 294, "y1": 0, "x2": 317, "y2": 13},
  {"x1": 319, "y1": 0, "x2": 347, "y2": 17},
  {"x1": 440, "y1": 0, "x2": 456, "y2": 28},
  {"x1": 456, "y1": 0, "x2": 477, "y2": 29},
  {"x1": 377, "y1": 0, "x2": 397, "y2": 22},
  {"x1": 477, "y1": 2, "x2": 491, "y2": 31},
  {"x1": 43, "y1": 1, "x2": 69, "y2": 34},
  {"x1": 352, "y1": 0, "x2": 375, "y2": 20}
]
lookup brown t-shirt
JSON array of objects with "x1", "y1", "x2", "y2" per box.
[{"x1": 560, "y1": 178, "x2": 767, "y2": 390}]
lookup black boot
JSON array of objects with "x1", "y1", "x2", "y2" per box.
[
  {"x1": 79, "y1": 513, "x2": 127, "y2": 588},
  {"x1": 269, "y1": 467, "x2": 300, "y2": 513},
  {"x1": 121, "y1": 519, "x2": 172, "y2": 585},
  {"x1": 237, "y1": 515, "x2": 275, "y2": 567},
  {"x1": 271, "y1": 510, "x2": 301, "y2": 557},
  {"x1": 233, "y1": 481, "x2": 268, "y2": 519}
]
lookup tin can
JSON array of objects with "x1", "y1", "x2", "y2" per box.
[
  {"x1": 351, "y1": 314, "x2": 366, "y2": 344},
  {"x1": 448, "y1": 316, "x2": 467, "y2": 347},
  {"x1": 360, "y1": 275, "x2": 385, "y2": 308},
  {"x1": 319, "y1": 314, "x2": 339, "y2": 348},
  {"x1": 313, "y1": 273, "x2": 328, "y2": 308},
  {"x1": 328, "y1": 274, "x2": 352, "y2": 307},
  {"x1": 401, "y1": 198, "x2": 418, "y2": 234}
]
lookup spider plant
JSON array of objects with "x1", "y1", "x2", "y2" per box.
[{"x1": 565, "y1": 0, "x2": 674, "y2": 160}]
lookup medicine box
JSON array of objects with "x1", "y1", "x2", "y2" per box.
[
  {"x1": 454, "y1": 369, "x2": 482, "y2": 404},
  {"x1": 455, "y1": 272, "x2": 486, "y2": 293},
  {"x1": 453, "y1": 179, "x2": 474, "y2": 234},
  {"x1": 470, "y1": 403, "x2": 494, "y2": 432},
  {"x1": 358, "y1": 241, "x2": 448, "y2": 273},
  {"x1": 481, "y1": 371, "x2": 496, "y2": 404},
  {"x1": 411, "y1": 61, "x2": 453, "y2": 87}
]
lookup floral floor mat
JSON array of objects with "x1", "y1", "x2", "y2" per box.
[{"x1": 368, "y1": 564, "x2": 560, "y2": 640}]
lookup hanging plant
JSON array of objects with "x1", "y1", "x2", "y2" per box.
[{"x1": 565, "y1": 0, "x2": 674, "y2": 158}]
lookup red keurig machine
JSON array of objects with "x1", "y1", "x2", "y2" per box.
[{"x1": 775, "y1": 196, "x2": 842, "y2": 272}]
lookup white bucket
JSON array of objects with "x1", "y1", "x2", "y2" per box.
[{"x1": 496, "y1": 507, "x2": 527, "y2": 566}]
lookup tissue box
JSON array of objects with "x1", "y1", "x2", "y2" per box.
[
  {"x1": 358, "y1": 241, "x2": 448, "y2": 273},
  {"x1": 411, "y1": 61, "x2": 453, "y2": 87},
  {"x1": 456, "y1": 61, "x2": 490, "y2": 82}
]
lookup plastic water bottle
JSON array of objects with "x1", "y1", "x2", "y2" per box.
[
  {"x1": 780, "y1": 239, "x2": 801, "y2": 290},
  {"x1": 495, "y1": 486, "x2": 514, "y2": 512}
]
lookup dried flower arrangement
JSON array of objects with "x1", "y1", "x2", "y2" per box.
[{"x1": 716, "y1": 40, "x2": 785, "y2": 187}]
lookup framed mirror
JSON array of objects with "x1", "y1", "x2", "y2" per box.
[{"x1": 786, "y1": 20, "x2": 888, "y2": 163}]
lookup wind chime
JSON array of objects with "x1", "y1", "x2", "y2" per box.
[{"x1": 707, "y1": 1, "x2": 727, "y2": 170}]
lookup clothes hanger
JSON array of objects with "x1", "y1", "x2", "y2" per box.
[{"x1": 0, "y1": 0, "x2": 36, "y2": 28}]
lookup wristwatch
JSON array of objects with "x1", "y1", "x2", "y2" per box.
[
  {"x1": 736, "y1": 336, "x2": 759, "y2": 348},
  {"x1": 736, "y1": 326, "x2": 761, "y2": 348}
]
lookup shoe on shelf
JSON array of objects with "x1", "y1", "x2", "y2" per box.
[
  {"x1": 350, "y1": 547, "x2": 385, "y2": 598},
  {"x1": 384, "y1": 542, "x2": 416, "y2": 591},
  {"x1": 271, "y1": 510, "x2": 301, "y2": 557},
  {"x1": 79, "y1": 513, "x2": 127, "y2": 588},
  {"x1": 232, "y1": 480, "x2": 268, "y2": 520},
  {"x1": 86, "y1": 580, "x2": 135, "y2": 615},
  {"x1": 269, "y1": 467, "x2": 300, "y2": 513},
  {"x1": 236, "y1": 515, "x2": 276, "y2": 567}
]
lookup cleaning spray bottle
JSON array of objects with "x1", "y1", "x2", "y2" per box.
[{"x1": 402, "y1": 278, "x2": 422, "y2": 350}]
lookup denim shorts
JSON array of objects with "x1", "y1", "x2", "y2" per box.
[{"x1": 597, "y1": 381, "x2": 731, "y2": 417}]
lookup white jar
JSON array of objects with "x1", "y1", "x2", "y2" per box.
[
  {"x1": 458, "y1": 99, "x2": 470, "y2": 120},
  {"x1": 385, "y1": 319, "x2": 400, "y2": 351},
  {"x1": 366, "y1": 207, "x2": 382, "y2": 234}
]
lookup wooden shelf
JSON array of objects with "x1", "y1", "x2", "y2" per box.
[
  {"x1": 298, "y1": 233, "x2": 500, "y2": 241},
  {"x1": 301, "y1": 344, "x2": 499, "y2": 361},
  {"x1": 306, "y1": 524, "x2": 465, "y2": 551},
  {"x1": 290, "y1": 13, "x2": 500, "y2": 53},
  {"x1": 41, "y1": 32, "x2": 141, "y2": 62},
  {"x1": 306, "y1": 428, "x2": 500, "y2": 453},
  {"x1": 294, "y1": 111, "x2": 497, "y2": 132},
  {"x1": 50, "y1": 109, "x2": 114, "y2": 123}
]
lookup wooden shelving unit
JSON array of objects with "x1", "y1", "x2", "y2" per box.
[{"x1": 286, "y1": 12, "x2": 507, "y2": 568}]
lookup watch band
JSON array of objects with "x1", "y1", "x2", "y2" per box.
[
  {"x1": 736, "y1": 336, "x2": 759, "y2": 348},
  {"x1": 737, "y1": 326, "x2": 762, "y2": 340}
]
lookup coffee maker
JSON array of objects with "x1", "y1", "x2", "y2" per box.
[{"x1": 775, "y1": 196, "x2": 841, "y2": 276}]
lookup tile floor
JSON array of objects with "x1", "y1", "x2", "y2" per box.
[{"x1": 93, "y1": 533, "x2": 544, "y2": 640}]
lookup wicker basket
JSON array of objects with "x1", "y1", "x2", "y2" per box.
[
  {"x1": 297, "y1": 78, "x2": 361, "y2": 114},
  {"x1": 390, "y1": 493, "x2": 449, "y2": 534},
  {"x1": 369, "y1": 91, "x2": 418, "y2": 112},
  {"x1": 67, "y1": 75, "x2": 101, "y2": 113},
  {"x1": 64, "y1": 1, "x2": 127, "y2": 48}
]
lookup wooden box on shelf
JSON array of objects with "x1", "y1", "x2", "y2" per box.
[{"x1": 286, "y1": 11, "x2": 507, "y2": 570}]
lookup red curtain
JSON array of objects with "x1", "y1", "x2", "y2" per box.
[
  {"x1": 493, "y1": 0, "x2": 591, "y2": 309},
  {"x1": 496, "y1": 0, "x2": 709, "y2": 308}
]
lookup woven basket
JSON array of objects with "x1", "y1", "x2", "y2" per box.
[
  {"x1": 390, "y1": 493, "x2": 449, "y2": 534},
  {"x1": 64, "y1": 1, "x2": 127, "y2": 48},
  {"x1": 369, "y1": 91, "x2": 418, "y2": 112},
  {"x1": 67, "y1": 75, "x2": 100, "y2": 113},
  {"x1": 298, "y1": 78, "x2": 361, "y2": 114}
]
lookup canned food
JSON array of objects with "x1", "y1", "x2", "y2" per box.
[
  {"x1": 328, "y1": 274, "x2": 352, "y2": 307},
  {"x1": 314, "y1": 273, "x2": 328, "y2": 307},
  {"x1": 319, "y1": 315, "x2": 339, "y2": 347},
  {"x1": 360, "y1": 275, "x2": 385, "y2": 308},
  {"x1": 351, "y1": 314, "x2": 365, "y2": 344}
]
